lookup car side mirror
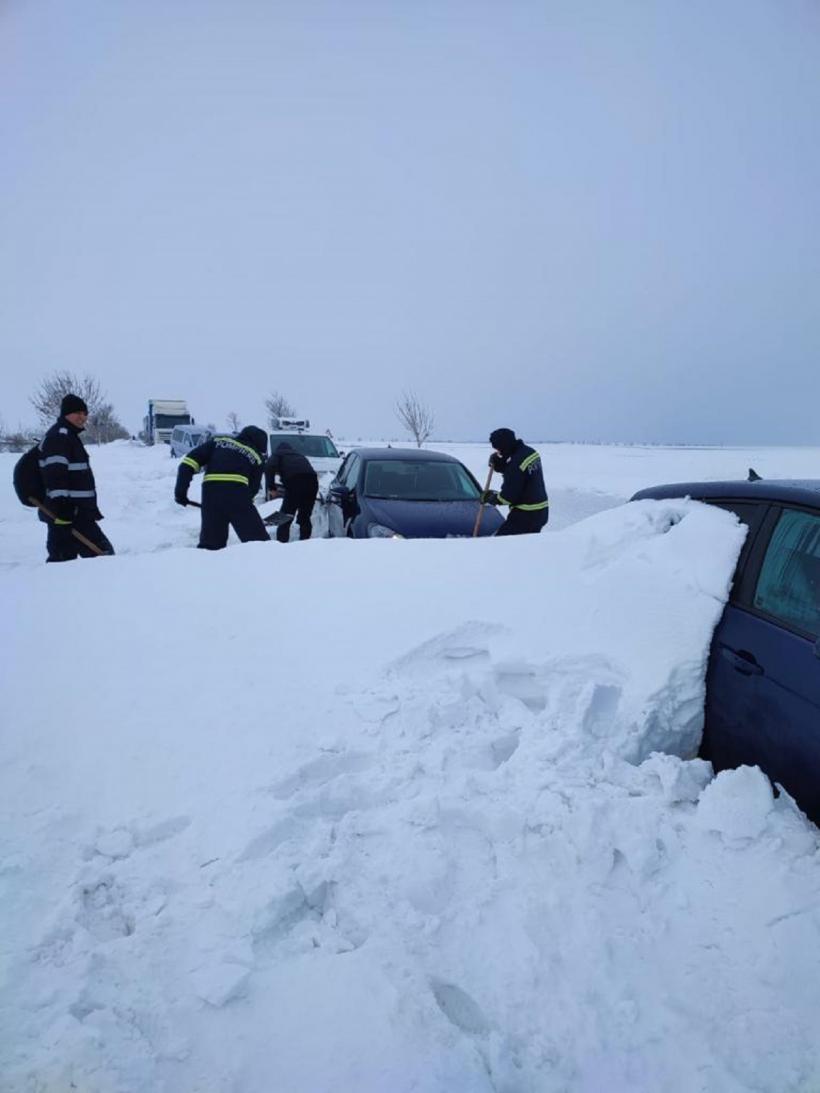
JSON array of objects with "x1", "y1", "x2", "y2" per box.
[{"x1": 330, "y1": 485, "x2": 351, "y2": 501}]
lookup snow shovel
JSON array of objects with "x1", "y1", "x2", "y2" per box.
[
  {"x1": 30, "y1": 498, "x2": 107, "y2": 556},
  {"x1": 472, "y1": 467, "x2": 494, "y2": 538},
  {"x1": 263, "y1": 510, "x2": 295, "y2": 528},
  {"x1": 255, "y1": 490, "x2": 294, "y2": 528}
]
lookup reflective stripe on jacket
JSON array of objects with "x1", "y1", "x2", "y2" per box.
[
  {"x1": 176, "y1": 435, "x2": 264, "y2": 498},
  {"x1": 497, "y1": 441, "x2": 549, "y2": 511}
]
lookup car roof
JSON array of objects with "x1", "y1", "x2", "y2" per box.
[
  {"x1": 347, "y1": 447, "x2": 462, "y2": 463},
  {"x1": 631, "y1": 478, "x2": 820, "y2": 509},
  {"x1": 269, "y1": 430, "x2": 329, "y2": 438}
]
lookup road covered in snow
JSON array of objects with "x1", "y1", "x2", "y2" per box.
[{"x1": 2, "y1": 442, "x2": 820, "y2": 1091}]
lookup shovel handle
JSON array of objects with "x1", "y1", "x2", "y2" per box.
[
  {"x1": 30, "y1": 498, "x2": 106, "y2": 556},
  {"x1": 472, "y1": 467, "x2": 494, "y2": 538}
]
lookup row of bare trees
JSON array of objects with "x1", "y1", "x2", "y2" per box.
[
  {"x1": 258, "y1": 389, "x2": 434, "y2": 446},
  {"x1": 29, "y1": 371, "x2": 130, "y2": 443},
  {"x1": 0, "y1": 372, "x2": 130, "y2": 451},
  {"x1": 2, "y1": 378, "x2": 436, "y2": 452}
]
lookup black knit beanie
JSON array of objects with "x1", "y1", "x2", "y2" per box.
[
  {"x1": 238, "y1": 425, "x2": 268, "y2": 456},
  {"x1": 489, "y1": 427, "x2": 517, "y2": 456},
  {"x1": 61, "y1": 394, "x2": 89, "y2": 416}
]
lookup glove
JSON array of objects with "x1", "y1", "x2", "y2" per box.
[
  {"x1": 489, "y1": 452, "x2": 505, "y2": 472},
  {"x1": 175, "y1": 494, "x2": 188, "y2": 507},
  {"x1": 480, "y1": 490, "x2": 500, "y2": 506}
]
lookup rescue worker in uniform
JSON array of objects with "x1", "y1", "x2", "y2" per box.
[
  {"x1": 39, "y1": 394, "x2": 115, "y2": 562},
  {"x1": 482, "y1": 427, "x2": 549, "y2": 536},
  {"x1": 264, "y1": 441, "x2": 319, "y2": 542},
  {"x1": 175, "y1": 426, "x2": 270, "y2": 549}
]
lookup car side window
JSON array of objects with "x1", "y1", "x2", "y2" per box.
[
  {"x1": 338, "y1": 454, "x2": 360, "y2": 489},
  {"x1": 753, "y1": 509, "x2": 820, "y2": 637}
]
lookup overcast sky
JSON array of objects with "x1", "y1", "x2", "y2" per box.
[{"x1": 2, "y1": 0, "x2": 818, "y2": 444}]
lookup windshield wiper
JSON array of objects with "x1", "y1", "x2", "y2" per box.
[{"x1": 370, "y1": 496, "x2": 473, "y2": 502}]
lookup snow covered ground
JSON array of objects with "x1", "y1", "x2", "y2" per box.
[
  {"x1": 2, "y1": 439, "x2": 817, "y2": 565},
  {"x1": 2, "y1": 442, "x2": 820, "y2": 1092}
]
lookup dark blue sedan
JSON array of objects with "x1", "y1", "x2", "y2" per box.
[
  {"x1": 632, "y1": 477, "x2": 820, "y2": 824},
  {"x1": 325, "y1": 447, "x2": 504, "y2": 539}
]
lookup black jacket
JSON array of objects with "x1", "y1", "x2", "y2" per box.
[
  {"x1": 176, "y1": 427, "x2": 267, "y2": 501},
  {"x1": 265, "y1": 444, "x2": 317, "y2": 493},
  {"x1": 496, "y1": 440, "x2": 548, "y2": 512},
  {"x1": 39, "y1": 417, "x2": 100, "y2": 522}
]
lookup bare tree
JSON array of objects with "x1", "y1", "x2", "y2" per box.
[
  {"x1": 264, "y1": 390, "x2": 295, "y2": 427},
  {"x1": 85, "y1": 402, "x2": 130, "y2": 444},
  {"x1": 0, "y1": 422, "x2": 39, "y2": 452},
  {"x1": 30, "y1": 371, "x2": 105, "y2": 427},
  {"x1": 30, "y1": 370, "x2": 129, "y2": 444},
  {"x1": 395, "y1": 390, "x2": 435, "y2": 447},
  {"x1": 226, "y1": 411, "x2": 241, "y2": 433}
]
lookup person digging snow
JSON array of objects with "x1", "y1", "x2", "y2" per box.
[
  {"x1": 482, "y1": 427, "x2": 549, "y2": 536},
  {"x1": 175, "y1": 426, "x2": 270, "y2": 549},
  {"x1": 264, "y1": 442, "x2": 319, "y2": 542}
]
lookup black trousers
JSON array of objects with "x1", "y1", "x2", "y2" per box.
[
  {"x1": 46, "y1": 516, "x2": 115, "y2": 562},
  {"x1": 199, "y1": 485, "x2": 270, "y2": 550},
  {"x1": 278, "y1": 474, "x2": 319, "y2": 543},
  {"x1": 495, "y1": 507, "x2": 549, "y2": 537}
]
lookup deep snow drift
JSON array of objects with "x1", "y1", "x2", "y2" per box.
[{"x1": 2, "y1": 443, "x2": 820, "y2": 1092}]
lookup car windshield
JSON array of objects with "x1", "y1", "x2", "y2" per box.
[
  {"x1": 155, "y1": 414, "x2": 190, "y2": 429},
  {"x1": 363, "y1": 460, "x2": 480, "y2": 501},
  {"x1": 270, "y1": 434, "x2": 340, "y2": 458}
]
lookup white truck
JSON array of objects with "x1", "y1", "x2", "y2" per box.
[
  {"x1": 143, "y1": 399, "x2": 193, "y2": 445},
  {"x1": 268, "y1": 417, "x2": 343, "y2": 477}
]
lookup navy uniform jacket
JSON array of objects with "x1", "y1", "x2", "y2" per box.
[
  {"x1": 176, "y1": 432, "x2": 265, "y2": 501},
  {"x1": 39, "y1": 416, "x2": 100, "y2": 522},
  {"x1": 497, "y1": 441, "x2": 549, "y2": 513}
]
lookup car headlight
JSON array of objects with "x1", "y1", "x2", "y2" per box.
[{"x1": 367, "y1": 524, "x2": 404, "y2": 539}]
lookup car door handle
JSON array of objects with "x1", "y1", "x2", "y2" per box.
[{"x1": 721, "y1": 647, "x2": 764, "y2": 676}]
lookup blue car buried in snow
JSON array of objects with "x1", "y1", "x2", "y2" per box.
[
  {"x1": 631, "y1": 476, "x2": 820, "y2": 825},
  {"x1": 325, "y1": 447, "x2": 504, "y2": 539}
]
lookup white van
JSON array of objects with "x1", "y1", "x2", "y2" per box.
[
  {"x1": 268, "y1": 420, "x2": 343, "y2": 477},
  {"x1": 170, "y1": 424, "x2": 212, "y2": 458}
]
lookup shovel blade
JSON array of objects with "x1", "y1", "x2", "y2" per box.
[{"x1": 263, "y1": 511, "x2": 295, "y2": 527}]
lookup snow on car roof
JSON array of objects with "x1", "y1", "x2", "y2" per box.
[
  {"x1": 632, "y1": 478, "x2": 820, "y2": 507},
  {"x1": 347, "y1": 446, "x2": 463, "y2": 463}
]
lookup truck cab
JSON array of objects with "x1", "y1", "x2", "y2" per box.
[{"x1": 144, "y1": 400, "x2": 193, "y2": 445}]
